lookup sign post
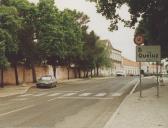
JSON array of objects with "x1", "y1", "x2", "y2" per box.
[
  {"x1": 134, "y1": 34, "x2": 144, "y2": 97},
  {"x1": 139, "y1": 62, "x2": 142, "y2": 97},
  {"x1": 156, "y1": 62, "x2": 159, "y2": 97},
  {"x1": 136, "y1": 45, "x2": 161, "y2": 97}
]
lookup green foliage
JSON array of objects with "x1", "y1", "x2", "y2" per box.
[
  {"x1": 0, "y1": 29, "x2": 11, "y2": 69},
  {"x1": 95, "y1": 40, "x2": 111, "y2": 68},
  {"x1": 0, "y1": 0, "x2": 113, "y2": 81},
  {"x1": 36, "y1": 0, "x2": 65, "y2": 66},
  {"x1": 78, "y1": 31, "x2": 111, "y2": 72},
  {"x1": 89, "y1": 0, "x2": 168, "y2": 58},
  {"x1": 0, "y1": 4, "x2": 21, "y2": 69}
]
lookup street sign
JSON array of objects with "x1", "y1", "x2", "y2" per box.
[
  {"x1": 136, "y1": 45, "x2": 161, "y2": 62},
  {"x1": 134, "y1": 35, "x2": 144, "y2": 45}
]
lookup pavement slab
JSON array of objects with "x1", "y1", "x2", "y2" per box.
[{"x1": 104, "y1": 85, "x2": 168, "y2": 128}]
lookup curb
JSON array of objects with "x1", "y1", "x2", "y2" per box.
[
  {"x1": 57, "y1": 76, "x2": 115, "y2": 84},
  {"x1": 0, "y1": 85, "x2": 34, "y2": 98},
  {"x1": 103, "y1": 78, "x2": 139, "y2": 128}
]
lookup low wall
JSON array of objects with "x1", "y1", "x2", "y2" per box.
[{"x1": 1, "y1": 65, "x2": 76, "y2": 85}]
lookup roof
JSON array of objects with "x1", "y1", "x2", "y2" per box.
[
  {"x1": 101, "y1": 40, "x2": 122, "y2": 53},
  {"x1": 123, "y1": 58, "x2": 139, "y2": 67}
]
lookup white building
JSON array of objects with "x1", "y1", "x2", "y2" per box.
[
  {"x1": 99, "y1": 40, "x2": 122, "y2": 76},
  {"x1": 122, "y1": 57, "x2": 139, "y2": 76}
]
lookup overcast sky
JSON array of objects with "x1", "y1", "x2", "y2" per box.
[{"x1": 29, "y1": 0, "x2": 136, "y2": 60}]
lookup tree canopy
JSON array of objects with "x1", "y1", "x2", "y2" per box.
[
  {"x1": 89, "y1": 0, "x2": 168, "y2": 58},
  {"x1": 0, "y1": 0, "x2": 113, "y2": 86}
]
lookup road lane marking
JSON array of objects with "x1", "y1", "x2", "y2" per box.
[
  {"x1": 94, "y1": 93, "x2": 107, "y2": 97},
  {"x1": 48, "y1": 97, "x2": 58, "y2": 101},
  {"x1": 0, "y1": 103, "x2": 12, "y2": 106},
  {"x1": 79, "y1": 93, "x2": 92, "y2": 96},
  {"x1": 52, "y1": 91, "x2": 80, "y2": 93},
  {"x1": 129, "y1": 79, "x2": 139, "y2": 95},
  {"x1": 57, "y1": 97, "x2": 113, "y2": 100},
  {"x1": 79, "y1": 89, "x2": 87, "y2": 92},
  {"x1": 62, "y1": 93, "x2": 76, "y2": 97},
  {"x1": 33, "y1": 92, "x2": 48, "y2": 97},
  {"x1": 12, "y1": 98, "x2": 28, "y2": 101},
  {"x1": 19, "y1": 94, "x2": 32, "y2": 97},
  {"x1": 48, "y1": 93, "x2": 62, "y2": 97},
  {"x1": 111, "y1": 93, "x2": 122, "y2": 97},
  {"x1": 0, "y1": 105, "x2": 35, "y2": 117}
]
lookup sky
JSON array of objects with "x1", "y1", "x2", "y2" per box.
[{"x1": 29, "y1": 0, "x2": 136, "y2": 60}]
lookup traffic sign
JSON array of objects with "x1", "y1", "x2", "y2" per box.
[
  {"x1": 136, "y1": 45, "x2": 161, "y2": 62},
  {"x1": 134, "y1": 35, "x2": 144, "y2": 45}
]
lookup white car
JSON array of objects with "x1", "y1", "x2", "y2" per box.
[{"x1": 116, "y1": 70, "x2": 126, "y2": 77}]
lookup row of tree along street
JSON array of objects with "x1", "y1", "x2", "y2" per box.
[{"x1": 0, "y1": 0, "x2": 112, "y2": 87}]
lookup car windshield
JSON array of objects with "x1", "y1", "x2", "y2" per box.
[{"x1": 41, "y1": 76, "x2": 52, "y2": 81}]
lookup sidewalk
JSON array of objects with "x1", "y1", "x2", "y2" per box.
[
  {"x1": 0, "y1": 83, "x2": 35, "y2": 98},
  {"x1": 104, "y1": 79, "x2": 168, "y2": 128}
]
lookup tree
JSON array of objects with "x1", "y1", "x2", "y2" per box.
[
  {"x1": 36, "y1": 0, "x2": 66, "y2": 78},
  {"x1": 0, "y1": 29, "x2": 10, "y2": 87},
  {"x1": 65, "y1": 10, "x2": 90, "y2": 78},
  {"x1": 89, "y1": 0, "x2": 168, "y2": 58},
  {"x1": 94, "y1": 40, "x2": 111, "y2": 76},
  {"x1": 61, "y1": 9, "x2": 83, "y2": 79},
  {"x1": 6, "y1": 0, "x2": 40, "y2": 82},
  {"x1": 0, "y1": 4, "x2": 21, "y2": 85}
]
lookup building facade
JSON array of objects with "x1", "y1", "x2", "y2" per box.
[
  {"x1": 122, "y1": 57, "x2": 139, "y2": 76},
  {"x1": 99, "y1": 40, "x2": 122, "y2": 76}
]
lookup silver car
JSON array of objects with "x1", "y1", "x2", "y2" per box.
[{"x1": 36, "y1": 75, "x2": 57, "y2": 88}]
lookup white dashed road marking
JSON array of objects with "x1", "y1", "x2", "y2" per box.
[
  {"x1": 48, "y1": 93, "x2": 62, "y2": 97},
  {"x1": 62, "y1": 93, "x2": 76, "y2": 97},
  {"x1": 79, "y1": 93, "x2": 92, "y2": 97},
  {"x1": 0, "y1": 105, "x2": 35, "y2": 117},
  {"x1": 12, "y1": 98, "x2": 28, "y2": 101},
  {"x1": 34, "y1": 93, "x2": 48, "y2": 97},
  {"x1": 19, "y1": 94, "x2": 32, "y2": 97},
  {"x1": 112, "y1": 92, "x2": 122, "y2": 97},
  {"x1": 57, "y1": 97, "x2": 113, "y2": 100},
  {"x1": 94, "y1": 93, "x2": 107, "y2": 97}
]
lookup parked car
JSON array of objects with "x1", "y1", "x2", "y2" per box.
[
  {"x1": 36, "y1": 75, "x2": 57, "y2": 88},
  {"x1": 116, "y1": 70, "x2": 126, "y2": 77}
]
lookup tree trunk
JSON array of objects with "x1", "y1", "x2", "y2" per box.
[
  {"x1": 74, "y1": 68, "x2": 77, "y2": 78},
  {"x1": 52, "y1": 65, "x2": 56, "y2": 78},
  {"x1": 14, "y1": 64, "x2": 19, "y2": 85},
  {"x1": 94, "y1": 68, "x2": 96, "y2": 76},
  {"x1": 96, "y1": 66, "x2": 99, "y2": 76},
  {"x1": 31, "y1": 62, "x2": 37, "y2": 83},
  {"x1": 91, "y1": 69, "x2": 93, "y2": 77},
  {"x1": 78, "y1": 68, "x2": 81, "y2": 78},
  {"x1": 1, "y1": 69, "x2": 4, "y2": 88},
  {"x1": 83, "y1": 70, "x2": 86, "y2": 78},
  {"x1": 86, "y1": 70, "x2": 89, "y2": 78},
  {"x1": 67, "y1": 67, "x2": 70, "y2": 80}
]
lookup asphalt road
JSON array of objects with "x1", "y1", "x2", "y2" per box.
[{"x1": 0, "y1": 77, "x2": 139, "y2": 128}]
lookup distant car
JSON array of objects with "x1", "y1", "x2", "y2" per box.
[
  {"x1": 36, "y1": 75, "x2": 57, "y2": 88},
  {"x1": 116, "y1": 70, "x2": 126, "y2": 77}
]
